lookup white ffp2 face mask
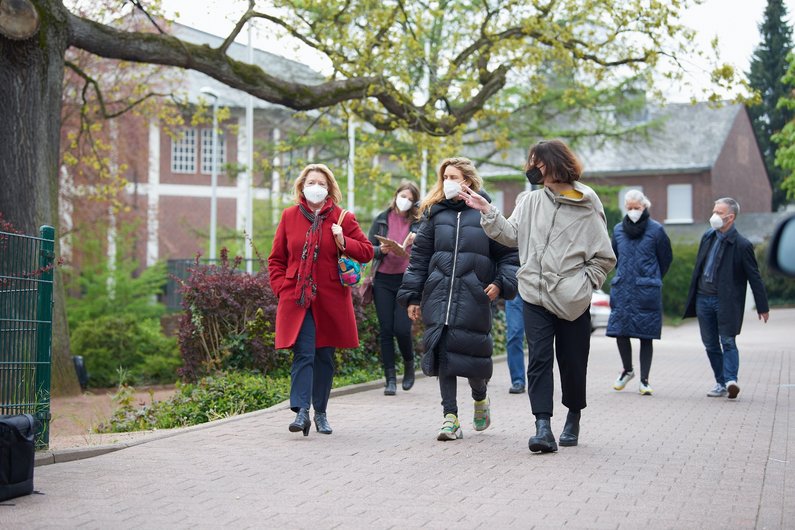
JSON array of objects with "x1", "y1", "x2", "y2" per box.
[
  {"x1": 443, "y1": 180, "x2": 462, "y2": 200},
  {"x1": 303, "y1": 184, "x2": 328, "y2": 204},
  {"x1": 627, "y1": 209, "x2": 643, "y2": 223},
  {"x1": 709, "y1": 213, "x2": 724, "y2": 230},
  {"x1": 395, "y1": 196, "x2": 413, "y2": 212}
]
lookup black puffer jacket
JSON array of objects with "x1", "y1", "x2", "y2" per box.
[{"x1": 397, "y1": 192, "x2": 519, "y2": 379}]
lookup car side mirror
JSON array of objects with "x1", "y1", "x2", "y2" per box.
[{"x1": 768, "y1": 215, "x2": 795, "y2": 277}]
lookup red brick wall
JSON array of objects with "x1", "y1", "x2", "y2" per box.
[
  {"x1": 157, "y1": 195, "x2": 238, "y2": 260},
  {"x1": 711, "y1": 109, "x2": 772, "y2": 214}
]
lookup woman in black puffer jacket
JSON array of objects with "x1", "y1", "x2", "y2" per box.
[{"x1": 397, "y1": 157, "x2": 518, "y2": 441}]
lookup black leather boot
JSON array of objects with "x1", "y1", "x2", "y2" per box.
[
  {"x1": 288, "y1": 408, "x2": 310, "y2": 436},
  {"x1": 528, "y1": 418, "x2": 558, "y2": 453},
  {"x1": 314, "y1": 412, "x2": 333, "y2": 434},
  {"x1": 402, "y1": 358, "x2": 415, "y2": 391},
  {"x1": 384, "y1": 368, "x2": 397, "y2": 395},
  {"x1": 559, "y1": 410, "x2": 580, "y2": 447}
]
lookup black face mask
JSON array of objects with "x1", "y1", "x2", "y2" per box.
[{"x1": 525, "y1": 167, "x2": 544, "y2": 185}]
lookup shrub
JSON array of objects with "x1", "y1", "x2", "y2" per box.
[
  {"x1": 756, "y1": 240, "x2": 795, "y2": 306},
  {"x1": 97, "y1": 371, "x2": 291, "y2": 432},
  {"x1": 177, "y1": 249, "x2": 279, "y2": 380},
  {"x1": 71, "y1": 315, "x2": 179, "y2": 387},
  {"x1": 661, "y1": 240, "x2": 699, "y2": 319}
]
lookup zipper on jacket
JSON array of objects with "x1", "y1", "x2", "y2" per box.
[
  {"x1": 537, "y1": 201, "x2": 561, "y2": 306},
  {"x1": 445, "y1": 211, "x2": 462, "y2": 326}
]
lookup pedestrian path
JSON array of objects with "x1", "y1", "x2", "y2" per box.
[{"x1": 2, "y1": 309, "x2": 792, "y2": 529}]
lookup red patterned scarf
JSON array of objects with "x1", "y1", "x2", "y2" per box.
[{"x1": 295, "y1": 199, "x2": 333, "y2": 307}]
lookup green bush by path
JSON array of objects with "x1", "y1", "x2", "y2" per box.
[
  {"x1": 96, "y1": 367, "x2": 386, "y2": 433},
  {"x1": 71, "y1": 315, "x2": 180, "y2": 387}
]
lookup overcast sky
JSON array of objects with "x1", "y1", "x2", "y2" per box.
[{"x1": 157, "y1": 0, "x2": 795, "y2": 102}]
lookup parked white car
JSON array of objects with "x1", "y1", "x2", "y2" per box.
[{"x1": 590, "y1": 289, "x2": 611, "y2": 333}]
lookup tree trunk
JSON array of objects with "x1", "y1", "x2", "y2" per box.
[{"x1": 0, "y1": 0, "x2": 80, "y2": 396}]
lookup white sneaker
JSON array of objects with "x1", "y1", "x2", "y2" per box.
[
  {"x1": 726, "y1": 381, "x2": 740, "y2": 399},
  {"x1": 639, "y1": 381, "x2": 653, "y2": 396},
  {"x1": 707, "y1": 383, "x2": 727, "y2": 397},
  {"x1": 613, "y1": 370, "x2": 635, "y2": 391}
]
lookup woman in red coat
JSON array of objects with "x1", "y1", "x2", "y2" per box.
[{"x1": 268, "y1": 164, "x2": 374, "y2": 436}]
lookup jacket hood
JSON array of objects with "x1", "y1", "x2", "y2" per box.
[{"x1": 542, "y1": 181, "x2": 597, "y2": 208}]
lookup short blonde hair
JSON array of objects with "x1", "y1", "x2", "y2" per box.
[
  {"x1": 420, "y1": 157, "x2": 483, "y2": 212},
  {"x1": 292, "y1": 164, "x2": 343, "y2": 204}
]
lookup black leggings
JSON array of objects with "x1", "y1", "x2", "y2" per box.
[
  {"x1": 373, "y1": 272, "x2": 414, "y2": 371},
  {"x1": 435, "y1": 327, "x2": 487, "y2": 416},
  {"x1": 616, "y1": 337, "x2": 653, "y2": 382}
]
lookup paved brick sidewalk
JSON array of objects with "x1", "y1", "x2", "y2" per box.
[{"x1": 2, "y1": 309, "x2": 792, "y2": 529}]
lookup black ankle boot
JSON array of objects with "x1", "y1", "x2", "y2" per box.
[
  {"x1": 402, "y1": 359, "x2": 415, "y2": 391},
  {"x1": 528, "y1": 418, "x2": 558, "y2": 453},
  {"x1": 288, "y1": 408, "x2": 310, "y2": 436},
  {"x1": 314, "y1": 412, "x2": 333, "y2": 434},
  {"x1": 384, "y1": 368, "x2": 397, "y2": 395},
  {"x1": 559, "y1": 410, "x2": 580, "y2": 447}
]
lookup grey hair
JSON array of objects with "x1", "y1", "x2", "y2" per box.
[
  {"x1": 715, "y1": 197, "x2": 740, "y2": 217},
  {"x1": 624, "y1": 189, "x2": 651, "y2": 209}
]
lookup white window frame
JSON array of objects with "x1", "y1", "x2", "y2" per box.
[
  {"x1": 170, "y1": 128, "x2": 197, "y2": 174},
  {"x1": 201, "y1": 128, "x2": 226, "y2": 175},
  {"x1": 665, "y1": 183, "x2": 693, "y2": 224}
]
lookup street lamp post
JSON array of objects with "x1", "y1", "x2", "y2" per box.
[{"x1": 200, "y1": 87, "x2": 219, "y2": 259}]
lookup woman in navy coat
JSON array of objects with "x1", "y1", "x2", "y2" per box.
[{"x1": 606, "y1": 190, "x2": 672, "y2": 395}]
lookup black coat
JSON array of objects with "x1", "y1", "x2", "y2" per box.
[
  {"x1": 397, "y1": 193, "x2": 519, "y2": 379},
  {"x1": 683, "y1": 227, "x2": 769, "y2": 336},
  {"x1": 367, "y1": 208, "x2": 422, "y2": 274}
]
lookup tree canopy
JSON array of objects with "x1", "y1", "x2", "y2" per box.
[
  {"x1": 0, "y1": 0, "x2": 745, "y2": 395},
  {"x1": 748, "y1": 0, "x2": 794, "y2": 210}
]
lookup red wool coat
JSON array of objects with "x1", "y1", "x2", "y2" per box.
[{"x1": 268, "y1": 201, "x2": 374, "y2": 350}]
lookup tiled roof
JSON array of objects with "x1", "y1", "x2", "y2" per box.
[
  {"x1": 477, "y1": 102, "x2": 743, "y2": 179},
  {"x1": 578, "y1": 102, "x2": 742, "y2": 176}
]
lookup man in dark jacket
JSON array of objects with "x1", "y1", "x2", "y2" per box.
[{"x1": 683, "y1": 197, "x2": 769, "y2": 400}]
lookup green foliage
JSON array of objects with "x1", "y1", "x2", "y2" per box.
[
  {"x1": 70, "y1": 315, "x2": 179, "y2": 387},
  {"x1": 97, "y1": 371, "x2": 289, "y2": 433},
  {"x1": 661, "y1": 241, "x2": 700, "y2": 319},
  {"x1": 65, "y1": 221, "x2": 168, "y2": 331},
  {"x1": 748, "y1": 0, "x2": 794, "y2": 209},
  {"x1": 773, "y1": 52, "x2": 795, "y2": 201}
]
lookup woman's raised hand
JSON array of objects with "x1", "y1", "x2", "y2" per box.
[{"x1": 459, "y1": 184, "x2": 491, "y2": 213}]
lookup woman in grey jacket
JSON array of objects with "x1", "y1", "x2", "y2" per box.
[{"x1": 461, "y1": 140, "x2": 615, "y2": 453}]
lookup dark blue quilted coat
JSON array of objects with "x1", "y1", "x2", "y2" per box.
[{"x1": 606, "y1": 217, "x2": 672, "y2": 339}]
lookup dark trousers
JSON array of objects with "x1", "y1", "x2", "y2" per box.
[
  {"x1": 616, "y1": 336, "x2": 653, "y2": 382},
  {"x1": 373, "y1": 272, "x2": 414, "y2": 371},
  {"x1": 290, "y1": 310, "x2": 335, "y2": 413},
  {"x1": 436, "y1": 327, "x2": 488, "y2": 416},
  {"x1": 524, "y1": 302, "x2": 591, "y2": 417}
]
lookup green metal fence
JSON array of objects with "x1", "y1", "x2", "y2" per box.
[{"x1": 0, "y1": 225, "x2": 55, "y2": 448}]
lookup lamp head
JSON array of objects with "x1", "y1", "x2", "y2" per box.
[{"x1": 199, "y1": 86, "x2": 218, "y2": 100}]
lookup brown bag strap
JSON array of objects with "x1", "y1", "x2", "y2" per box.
[{"x1": 335, "y1": 209, "x2": 348, "y2": 252}]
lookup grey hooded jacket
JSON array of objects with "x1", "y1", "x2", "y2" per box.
[{"x1": 481, "y1": 182, "x2": 616, "y2": 321}]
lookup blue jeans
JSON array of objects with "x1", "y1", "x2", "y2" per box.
[
  {"x1": 505, "y1": 295, "x2": 526, "y2": 386},
  {"x1": 696, "y1": 294, "x2": 739, "y2": 385},
  {"x1": 290, "y1": 310, "x2": 336, "y2": 413}
]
